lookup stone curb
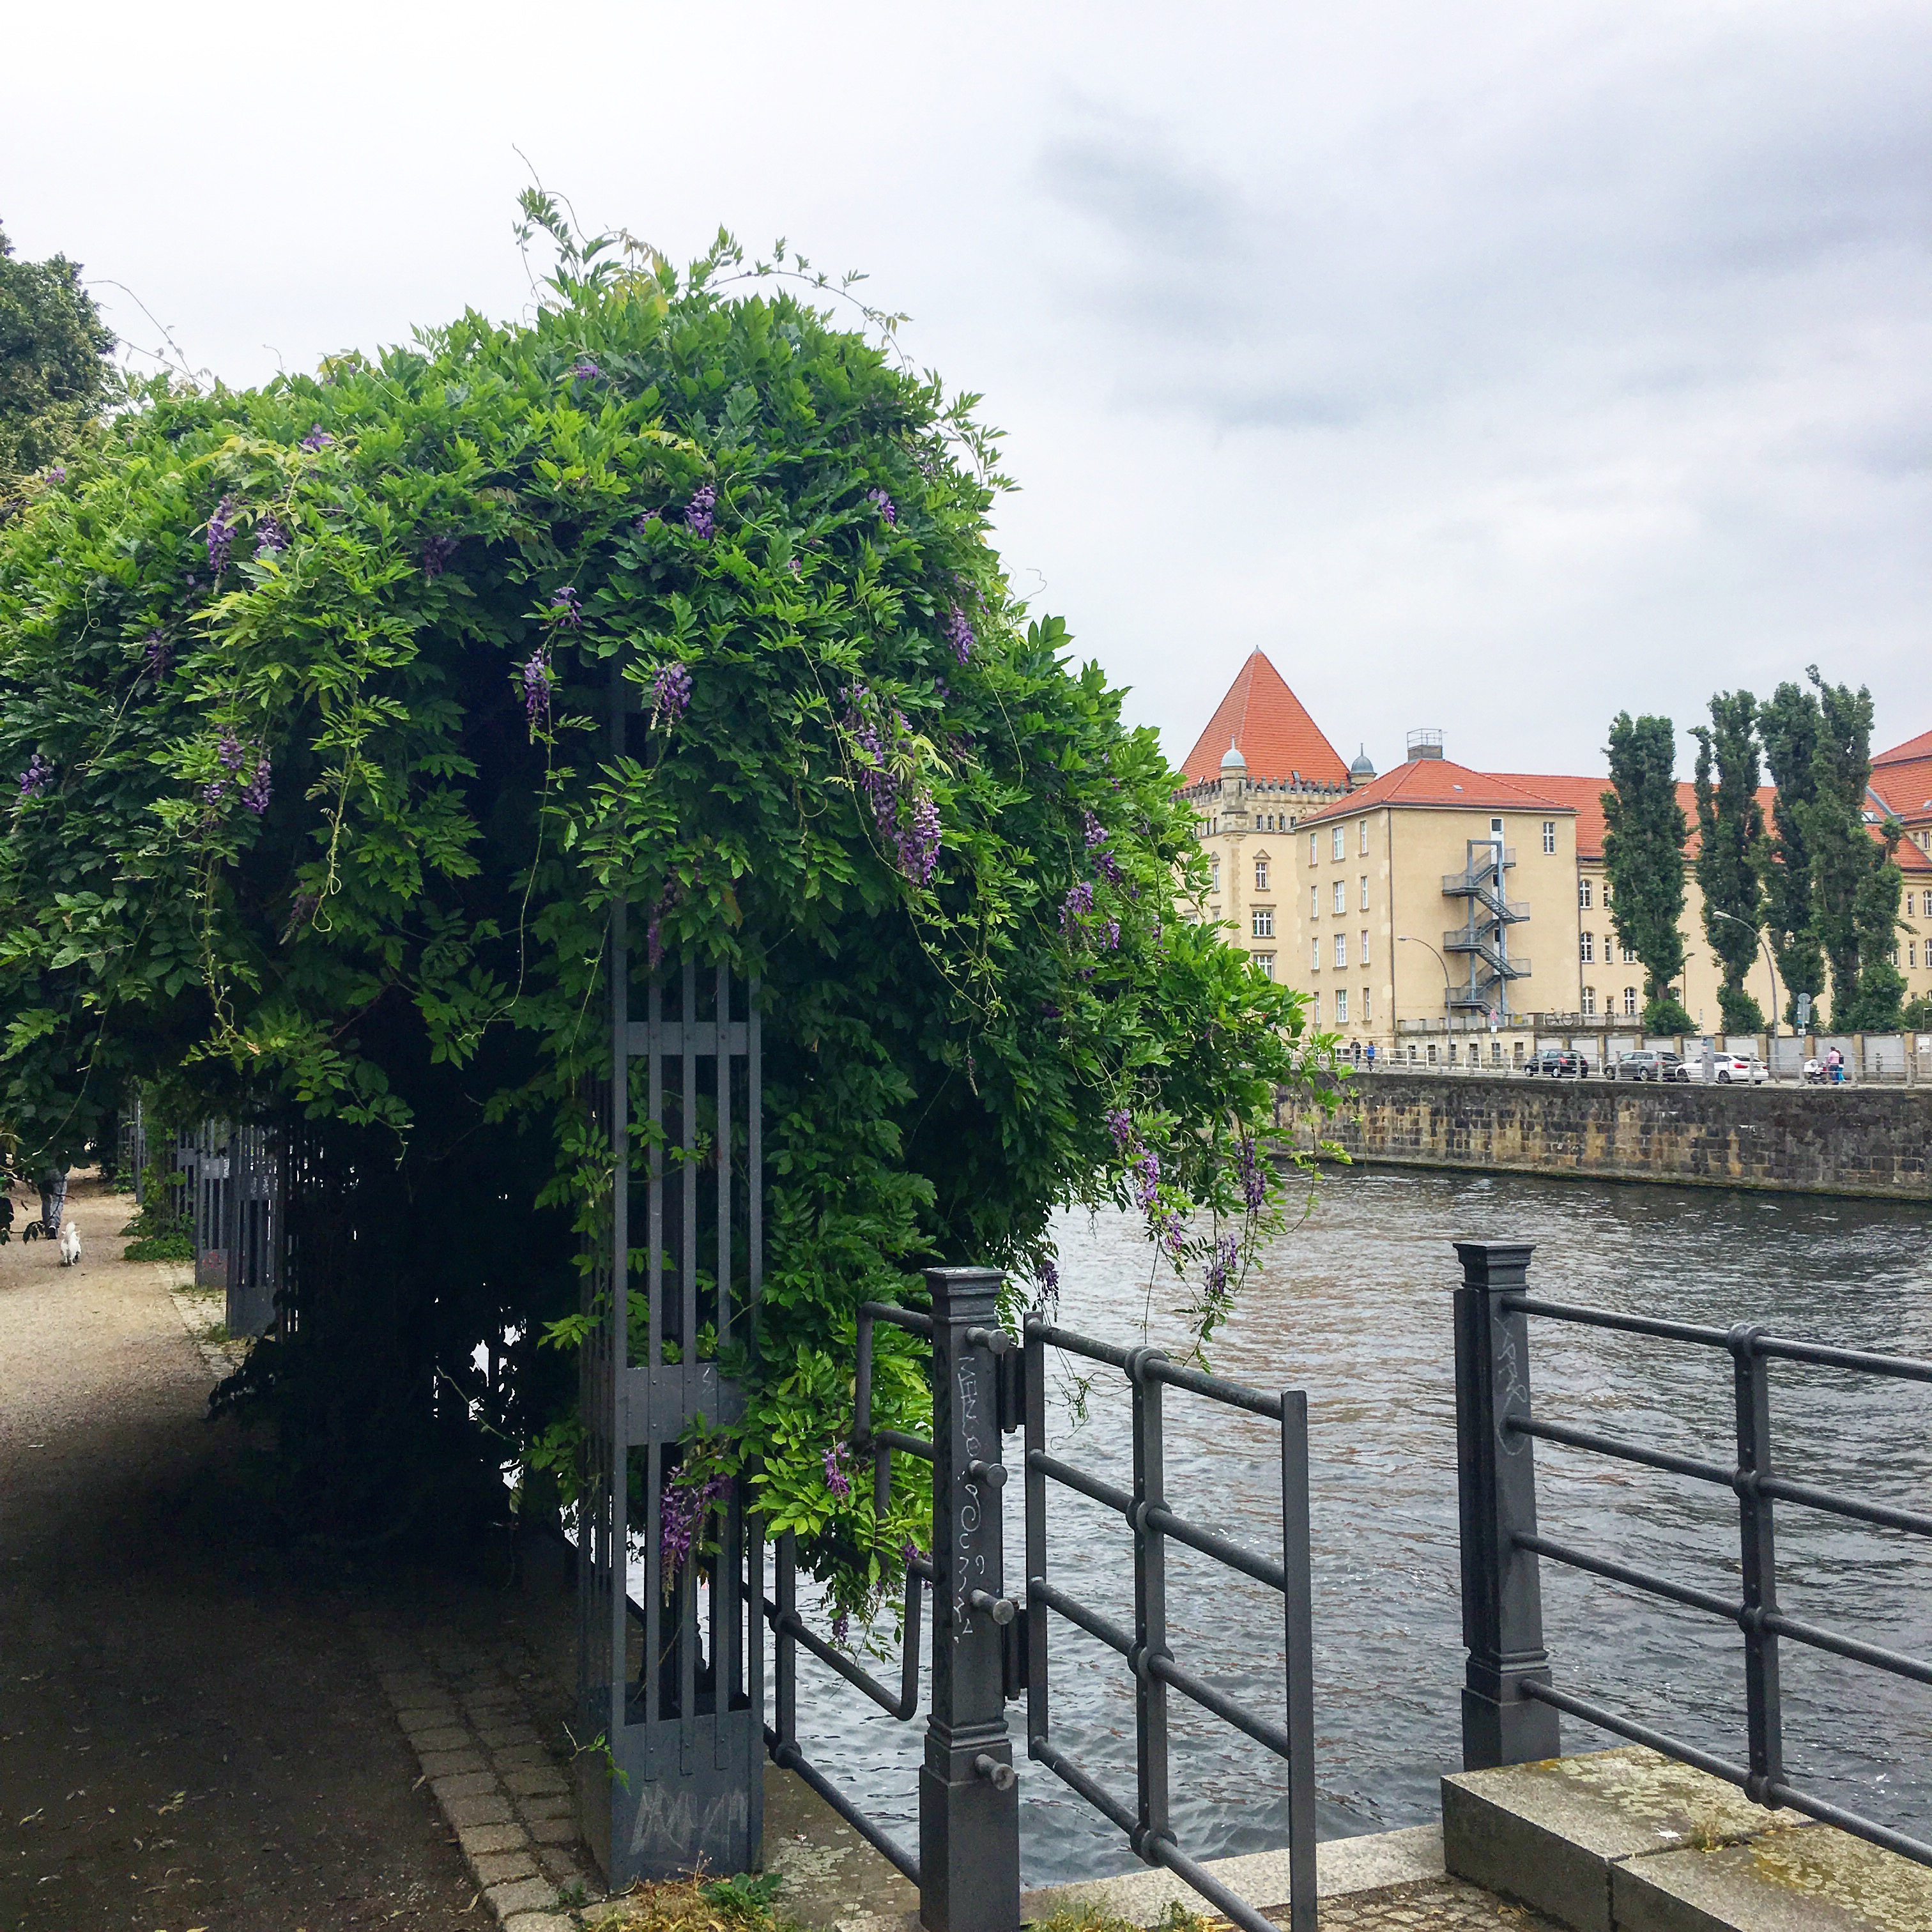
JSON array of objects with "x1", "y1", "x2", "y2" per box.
[
  {"x1": 162, "y1": 1266, "x2": 249, "y2": 1380},
  {"x1": 352, "y1": 1606, "x2": 601, "y2": 1930}
]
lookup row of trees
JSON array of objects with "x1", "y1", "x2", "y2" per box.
[{"x1": 1603, "y1": 671, "x2": 1917, "y2": 1034}]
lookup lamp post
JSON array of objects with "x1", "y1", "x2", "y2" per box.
[
  {"x1": 1708, "y1": 908, "x2": 1782, "y2": 1039},
  {"x1": 1399, "y1": 935, "x2": 1455, "y2": 1043}
]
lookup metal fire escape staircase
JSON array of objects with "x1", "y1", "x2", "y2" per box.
[{"x1": 1441, "y1": 840, "x2": 1529, "y2": 1016}]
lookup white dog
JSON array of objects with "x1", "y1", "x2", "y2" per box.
[{"x1": 57, "y1": 1221, "x2": 81, "y2": 1266}]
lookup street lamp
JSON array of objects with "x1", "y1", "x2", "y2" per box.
[
  {"x1": 1398, "y1": 935, "x2": 1455, "y2": 1040},
  {"x1": 1707, "y1": 908, "x2": 1782, "y2": 1038}
]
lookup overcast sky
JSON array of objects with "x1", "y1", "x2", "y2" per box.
[{"x1": 6, "y1": 2, "x2": 1926, "y2": 776}]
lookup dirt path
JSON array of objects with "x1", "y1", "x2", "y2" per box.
[{"x1": 0, "y1": 1176, "x2": 484, "y2": 1932}]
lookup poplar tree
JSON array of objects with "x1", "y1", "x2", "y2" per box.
[
  {"x1": 1802, "y1": 668, "x2": 1888, "y2": 1028},
  {"x1": 0, "y1": 224, "x2": 116, "y2": 514},
  {"x1": 1692, "y1": 690, "x2": 1767, "y2": 1031},
  {"x1": 1756, "y1": 682, "x2": 1825, "y2": 1027},
  {"x1": 1603, "y1": 712, "x2": 1691, "y2": 1032}
]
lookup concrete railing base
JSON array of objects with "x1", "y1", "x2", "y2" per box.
[{"x1": 1443, "y1": 1746, "x2": 1932, "y2": 1931}]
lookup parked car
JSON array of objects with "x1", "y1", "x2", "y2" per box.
[
  {"x1": 1614, "y1": 1050, "x2": 1682, "y2": 1082},
  {"x1": 1526, "y1": 1049, "x2": 1590, "y2": 1077},
  {"x1": 1672, "y1": 1052, "x2": 1768, "y2": 1085}
]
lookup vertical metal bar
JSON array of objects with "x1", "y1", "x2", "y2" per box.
[
  {"x1": 611, "y1": 880, "x2": 631, "y2": 1755},
  {"x1": 1731, "y1": 1325, "x2": 1784, "y2": 1804},
  {"x1": 647, "y1": 978, "x2": 663, "y2": 1370},
  {"x1": 716, "y1": 962, "x2": 733, "y2": 1347},
  {"x1": 746, "y1": 1499, "x2": 765, "y2": 1853},
  {"x1": 776, "y1": 1530, "x2": 797, "y2": 1754},
  {"x1": 1023, "y1": 1321, "x2": 1048, "y2": 1776},
  {"x1": 680, "y1": 1531, "x2": 698, "y2": 1772},
  {"x1": 682, "y1": 956, "x2": 698, "y2": 1365},
  {"x1": 919, "y1": 1268, "x2": 1020, "y2": 1932},
  {"x1": 644, "y1": 1439, "x2": 662, "y2": 1733},
  {"x1": 1452, "y1": 1239, "x2": 1561, "y2": 1767},
  {"x1": 747, "y1": 985, "x2": 762, "y2": 1308},
  {"x1": 1129, "y1": 1351, "x2": 1170, "y2": 1861},
  {"x1": 1280, "y1": 1392, "x2": 1317, "y2": 1932}
]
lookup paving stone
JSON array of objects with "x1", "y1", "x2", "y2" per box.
[
  {"x1": 457, "y1": 1820, "x2": 530, "y2": 1859},
  {"x1": 491, "y1": 1743, "x2": 556, "y2": 1771},
  {"x1": 419, "y1": 1747, "x2": 488, "y2": 1779},
  {"x1": 395, "y1": 1701, "x2": 462, "y2": 1731},
  {"x1": 408, "y1": 1723, "x2": 473, "y2": 1754},
  {"x1": 518, "y1": 1791, "x2": 573, "y2": 1822},
  {"x1": 535, "y1": 1844, "x2": 590, "y2": 1887},
  {"x1": 443, "y1": 1790, "x2": 515, "y2": 1828},
  {"x1": 503, "y1": 1765, "x2": 568, "y2": 1798},
  {"x1": 433, "y1": 1769, "x2": 502, "y2": 1800},
  {"x1": 487, "y1": 1876, "x2": 562, "y2": 1917},
  {"x1": 479, "y1": 1722, "x2": 544, "y2": 1751},
  {"x1": 501, "y1": 1915, "x2": 573, "y2": 1932},
  {"x1": 473, "y1": 1849, "x2": 542, "y2": 1887},
  {"x1": 530, "y1": 1812, "x2": 581, "y2": 1845}
]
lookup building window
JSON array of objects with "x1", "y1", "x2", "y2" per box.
[
  {"x1": 1581, "y1": 931, "x2": 1595, "y2": 963},
  {"x1": 1334, "y1": 932, "x2": 1347, "y2": 968},
  {"x1": 1209, "y1": 858, "x2": 1220, "y2": 892},
  {"x1": 1426, "y1": 1043, "x2": 1438, "y2": 1066},
  {"x1": 1620, "y1": 936, "x2": 1636, "y2": 963},
  {"x1": 1581, "y1": 986, "x2": 1597, "y2": 1017},
  {"x1": 1604, "y1": 882, "x2": 1613, "y2": 906},
  {"x1": 1309, "y1": 833, "x2": 1319, "y2": 867},
  {"x1": 1254, "y1": 953, "x2": 1275, "y2": 979},
  {"x1": 1491, "y1": 1041, "x2": 1504, "y2": 1065},
  {"x1": 1335, "y1": 988, "x2": 1349, "y2": 1023},
  {"x1": 1360, "y1": 929, "x2": 1370, "y2": 965},
  {"x1": 1310, "y1": 885, "x2": 1319, "y2": 919},
  {"x1": 1330, "y1": 826, "x2": 1344, "y2": 862},
  {"x1": 1623, "y1": 986, "x2": 1638, "y2": 1017},
  {"x1": 1910, "y1": 940, "x2": 1919, "y2": 969},
  {"x1": 1329, "y1": 880, "x2": 1342, "y2": 915},
  {"x1": 1312, "y1": 992, "x2": 1321, "y2": 1025},
  {"x1": 1361, "y1": 986, "x2": 1372, "y2": 1023},
  {"x1": 1542, "y1": 820, "x2": 1556, "y2": 854},
  {"x1": 1360, "y1": 874, "x2": 1370, "y2": 910},
  {"x1": 1579, "y1": 877, "x2": 1593, "y2": 909},
  {"x1": 1252, "y1": 908, "x2": 1274, "y2": 939},
  {"x1": 1359, "y1": 818, "x2": 1369, "y2": 856},
  {"x1": 1311, "y1": 939, "x2": 1321, "y2": 972},
  {"x1": 1254, "y1": 858, "x2": 1269, "y2": 891}
]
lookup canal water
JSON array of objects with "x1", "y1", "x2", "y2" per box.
[{"x1": 782, "y1": 1167, "x2": 1932, "y2": 1885}]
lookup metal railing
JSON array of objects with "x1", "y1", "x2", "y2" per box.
[
  {"x1": 1453, "y1": 1240, "x2": 1932, "y2": 1870},
  {"x1": 1023, "y1": 1319, "x2": 1317, "y2": 1932}
]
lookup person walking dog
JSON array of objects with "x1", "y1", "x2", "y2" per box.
[{"x1": 38, "y1": 1160, "x2": 69, "y2": 1239}]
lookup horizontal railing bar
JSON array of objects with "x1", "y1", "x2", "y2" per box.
[
  {"x1": 1029, "y1": 1449, "x2": 1134, "y2": 1517},
  {"x1": 1757, "y1": 1473, "x2": 1932, "y2": 1540},
  {"x1": 1521, "y1": 1684, "x2": 1932, "y2": 1871},
  {"x1": 1503, "y1": 1295, "x2": 1932, "y2": 1383},
  {"x1": 875, "y1": 1429, "x2": 935, "y2": 1462},
  {"x1": 859, "y1": 1300, "x2": 934, "y2": 1339},
  {"x1": 764, "y1": 1597, "x2": 917, "y2": 1720},
  {"x1": 1031, "y1": 1577, "x2": 1133, "y2": 1660},
  {"x1": 764, "y1": 1726, "x2": 921, "y2": 1885},
  {"x1": 1762, "y1": 1611, "x2": 1932, "y2": 1689},
  {"x1": 1147, "y1": 1504, "x2": 1288, "y2": 1592},
  {"x1": 1029, "y1": 1732, "x2": 1138, "y2": 1837},
  {"x1": 1516, "y1": 1531, "x2": 1738, "y2": 1621},
  {"x1": 1145, "y1": 1356, "x2": 1285, "y2": 1422},
  {"x1": 1147, "y1": 1837, "x2": 1282, "y2": 1932},
  {"x1": 1027, "y1": 1319, "x2": 1135, "y2": 1373},
  {"x1": 1514, "y1": 1416, "x2": 1733, "y2": 1487}
]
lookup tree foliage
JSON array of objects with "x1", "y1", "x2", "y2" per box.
[
  {"x1": 1691, "y1": 690, "x2": 1767, "y2": 1033},
  {"x1": 1756, "y1": 682, "x2": 1825, "y2": 1027},
  {"x1": 0, "y1": 224, "x2": 117, "y2": 515},
  {"x1": 1602, "y1": 713, "x2": 1690, "y2": 1032},
  {"x1": 0, "y1": 209, "x2": 1335, "y2": 1592}
]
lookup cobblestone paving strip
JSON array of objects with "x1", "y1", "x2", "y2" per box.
[
  {"x1": 160, "y1": 1264, "x2": 250, "y2": 1379},
  {"x1": 354, "y1": 1604, "x2": 600, "y2": 1932},
  {"x1": 1300, "y1": 1876, "x2": 1563, "y2": 1928}
]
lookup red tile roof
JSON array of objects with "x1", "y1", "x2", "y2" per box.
[
  {"x1": 1876, "y1": 729, "x2": 1932, "y2": 766},
  {"x1": 1870, "y1": 757, "x2": 1932, "y2": 824},
  {"x1": 1295, "y1": 756, "x2": 1569, "y2": 827},
  {"x1": 1179, "y1": 650, "x2": 1350, "y2": 787}
]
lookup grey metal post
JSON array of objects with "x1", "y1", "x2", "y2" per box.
[
  {"x1": 1278, "y1": 1391, "x2": 1317, "y2": 1932},
  {"x1": 919, "y1": 1267, "x2": 1020, "y2": 1932},
  {"x1": 1453, "y1": 1239, "x2": 1561, "y2": 1767},
  {"x1": 1729, "y1": 1325, "x2": 1784, "y2": 1804},
  {"x1": 1128, "y1": 1349, "x2": 1171, "y2": 1859}
]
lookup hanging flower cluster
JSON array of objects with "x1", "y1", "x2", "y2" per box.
[
  {"x1": 298, "y1": 424, "x2": 334, "y2": 450},
  {"x1": 240, "y1": 754, "x2": 273, "y2": 817},
  {"x1": 842, "y1": 684, "x2": 941, "y2": 885},
  {"x1": 256, "y1": 514, "x2": 288, "y2": 555},
  {"x1": 141, "y1": 631, "x2": 169, "y2": 680},
  {"x1": 659, "y1": 1469, "x2": 731, "y2": 1583},
  {"x1": 547, "y1": 585, "x2": 581, "y2": 627},
  {"x1": 650, "y1": 661, "x2": 691, "y2": 728},
  {"x1": 943, "y1": 603, "x2": 974, "y2": 664},
  {"x1": 821, "y1": 1441, "x2": 852, "y2": 1500},
  {"x1": 568, "y1": 358, "x2": 602, "y2": 379},
  {"x1": 521, "y1": 651, "x2": 552, "y2": 730},
  {"x1": 206, "y1": 496, "x2": 238, "y2": 575},
  {"x1": 684, "y1": 484, "x2": 716, "y2": 539},
  {"x1": 866, "y1": 487, "x2": 896, "y2": 526},
  {"x1": 420, "y1": 535, "x2": 459, "y2": 580},
  {"x1": 17, "y1": 753, "x2": 51, "y2": 799}
]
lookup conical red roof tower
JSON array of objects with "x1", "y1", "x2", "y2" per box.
[{"x1": 1179, "y1": 650, "x2": 1349, "y2": 786}]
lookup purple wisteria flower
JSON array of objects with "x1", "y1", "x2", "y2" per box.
[
  {"x1": 1038, "y1": 1257, "x2": 1059, "y2": 1296},
  {"x1": 521, "y1": 651, "x2": 553, "y2": 728},
  {"x1": 1238, "y1": 1138, "x2": 1267, "y2": 1214},
  {"x1": 832, "y1": 1611, "x2": 852, "y2": 1646},
  {"x1": 241, "y1": 755, "x2": 272, "y2": 816},
  {"x1": 421, "y1": 534, "x2": 459, "y2": 580},
  {"x1": 1152, "y1": 1206, "x2": 1186, "y2": 1259},
  {"x1": 943, "y1": 604, "x2": 974, "y2": 663},
  {"x1": 903, "y1": 795, "x2": 941, "y2": 886},
  {"x1": 1083, "y1": 811, "x2": 1107, "y2": 850},
  {"x1": 841, "y1": 685, "x2": 940, "y2": 883},
  {"x1": 822, "y1": 1442, "x2": 852, "y2": 1501},
  {"x1": 1060, "y1": 880, "x2": 1094, "y2": 935},
  {"x1": 44, "y1": 465, "x2": 66, "y2": 484},
  {"x1": 1130, "y1": 1146, "x2": 1161, "y2": 1213},
  {"x1": 635, "y1": 509, "x2": 661, "y2": 535},
  {"x1": 201, "y1": 780, "x2": 227, "y2": 806},
  {"x1": 1103, "y1": 917, "x2": 1121, "y2": 950},
  {"x1": 206, "y1": 496, "x2": 238, "y2": 574},
  {"x1": 17, "y1": 754, "x2": 52, "y2": 799},
  {"x1": 684, "y1": 485, "x2": 716, "y2": 540},
  {"x1": 866, "y1": 487, "x2": 896, "y2": 525},
  {"x1": 1202, "y1": 1232, "x2": 1239, "y2": 1298},
  {"x1": 142, "y1": 630, "x2": 170, "y2": 680},
  {"x1": 299, "y1": 424, "x2": 335, "y2": 451},
  {"x1": 256, "y1": 513, "x2": 288, "y2": 555},
  {"x1": 660, "y1": 1471, "x2": 730, "y2": 1577},
  {"x1": 217, "y1": 731, "x2": 246, "y2": 774},
  {"x1": 1104, "y1": 1106, "x2": 1133, "y2": 1151},
  {"x1": 547, "y1": 585, "x2": 581, "y2": 627},
  {"x1": 651, "y1": 662, "x2": 692, "y2": 728},
  {"x1": 1094, "y1": 847, "x2": 1123, "y2": 885},
  {"x1": 569, "y1": 358, "x2": 602, "y2": 379}
]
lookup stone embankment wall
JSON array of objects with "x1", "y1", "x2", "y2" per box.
[{"x1": 1295, "y1": 1073, "x2": 1931, "y2": 1200}]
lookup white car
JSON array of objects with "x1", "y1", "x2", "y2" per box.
[{"x1": 1674, "y1": 1052, "x2": 1767, "y2": 1085}]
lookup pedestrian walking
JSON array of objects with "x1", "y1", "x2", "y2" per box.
[
  {"x1": 1366, "y1": 1040, "x2": 1377, "y2": 1072},
  {"x1": 38, "y1": 1161, "x2": 69, "y2": 1239},
  {"x1": 1827, "y1": 1045, "x2": 1845, "y2": 1085}
]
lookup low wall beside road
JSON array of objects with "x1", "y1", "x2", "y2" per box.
[{"x1": 1293, "y1": 1071, "x2": 1931, "y2": 1200}]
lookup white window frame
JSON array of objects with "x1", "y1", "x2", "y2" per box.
[
  {"x1": 1331, "y1": 825, "x2": 1345, "y2": 862},
  {"x1": 1358, "y1": 819, "x2": 1369, "y2": 856},
  {"x1": 1254, "y1": 858, "x2": 1269, "y2": 891},
  {"x1": 1333, "y1": 880, "x2": 1346, "y2": 915},
  {"x1": 1360, "y1": 929, "x2": 1370, "y2": 965},
  {"x1": 1542, "y1": 820, "x2": 1556, "y2": 855},
  {"x1": 1334, "y1": 932, "x2": 1347, "y2": 968},
  {"x1": 1308, "y1": 832, "x2": 1319, "y2": 867},
  {"x1": 1252, "y1": 908, "x2": 1274, "y2": 939},
  {"x1": 1254, "y1": 953, "x2": 1275, "y2": 980},
  {"x1": 1581, "y1": 931, "x2": 1595, "y2": 964},
  {"x1": 1335, "y1": 988, "x2": 1349, "y2": 1024},
  {"x1": 1311, "y1": 939, "x2": 1321, "y2": 972},
  {"x1": 1360, "y1": 875, "x2": 1369, "y2": 910}
]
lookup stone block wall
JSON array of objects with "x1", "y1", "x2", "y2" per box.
[{"x1": 1297, "y1": 1073, "x2": 1931, "y2": 1200}]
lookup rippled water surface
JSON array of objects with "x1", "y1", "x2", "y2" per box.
[{"x1": 781, "y1": 1169, "x2": 1932, "y2": 1886}]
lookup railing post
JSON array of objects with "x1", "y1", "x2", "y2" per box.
[
  {"x1": 1729, "y1": 1326, "x2": 1784, "y2": 1804},
  {"x1": 1127, "y1": 1349, "x2": 1172, "y2": 1862},
  {"x1": 1453, "y1": 1239, "x2": 1561, "y2": 1768},
  {"x1": 920, "y1": 1268, "x2": 1020, "y2": 1932}
]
